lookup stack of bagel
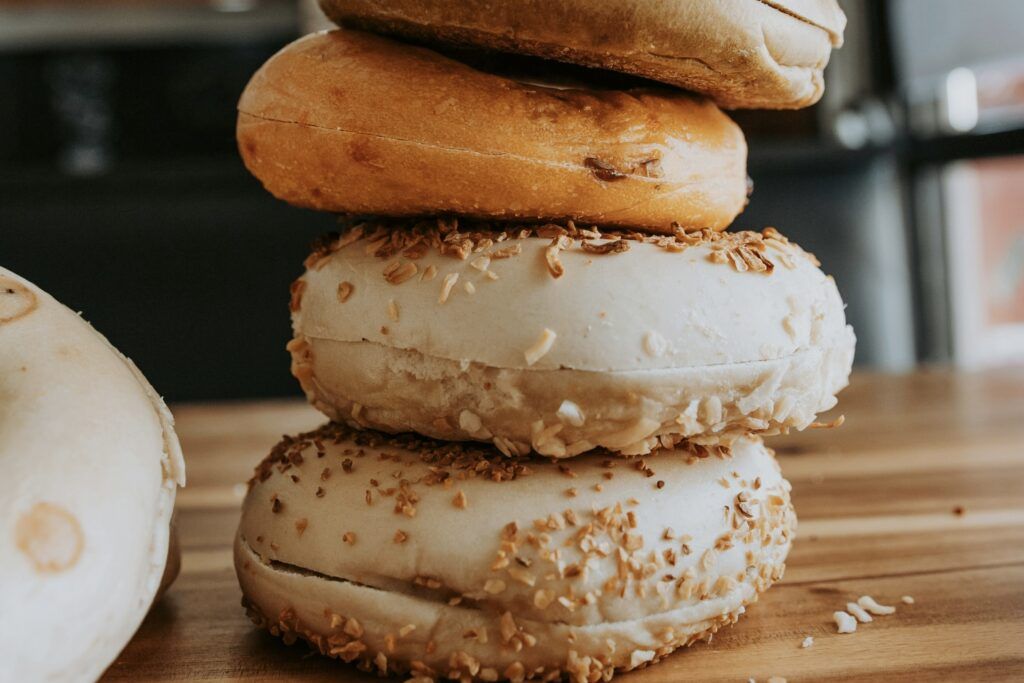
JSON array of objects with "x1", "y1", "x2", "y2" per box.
[{"x1": 234, "y1": 2, "x2": 854, "y2": 681}]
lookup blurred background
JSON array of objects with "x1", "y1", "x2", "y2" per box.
[{"x1": 2, "y1": 0, "x2": 1023, "y2": 401}]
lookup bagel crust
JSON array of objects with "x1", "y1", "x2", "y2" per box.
[
  {"x1": 237, "y1": 29, "x2": 748, "y2": 232},
  {"x1": 318, "y1": 0, "x2": 846, "y2": 109},
  {"x1": 0, "y1": 268, "x2": 184, "y2": 683},
  {"x1": 236, "y1": 426, "x2": 794, "y2": 681},
  {"x1": 289, "y1": 220, "x2": 855, "y2": 456}
]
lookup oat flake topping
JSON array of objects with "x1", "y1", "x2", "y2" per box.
[{"x1": 302, "y1": 217, "x2": 818, "y2": 280}]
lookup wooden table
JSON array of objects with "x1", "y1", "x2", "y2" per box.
[{"x1": 104, "y1": 371, "x2": 1024, "y2": 682}]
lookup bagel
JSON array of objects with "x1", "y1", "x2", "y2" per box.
[
  {"x1": 0, "y1": 268, "x2": 185, "y2": 682},
  {"x1": 288, "y1": 219, "x2": 855, "y2": 457},
  {"x1": 236, "y1": 29, "x2": 748, "y2": 232},
  {"x1": 318, "y1": 0, "x2": 845, "y2": 109},
  {"x1": 235, "y1": 424, "x2": 794, "y2": 680}
]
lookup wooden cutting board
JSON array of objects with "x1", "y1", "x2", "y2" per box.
[{"x1": 103, "y1": 371, "x2": 1024, "y2": 682}]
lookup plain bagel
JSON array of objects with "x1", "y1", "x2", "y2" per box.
[
  {"x1": 235, "y1": 424, "x2": 794, "y2": 681},
  {"x1": 0, "y1": 268, "x2": 185, "y2": 682},
  {"x1": 237, "y1": 29, "x2": 748, "y2": 233},
  {"x1": 318, "y1": 0, "x2": 846, "y2": 109},
  {"x1": 289, "y1": 219, "x2": 855, "y2": 457}
]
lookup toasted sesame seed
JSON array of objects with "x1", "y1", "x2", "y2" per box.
[
  {"x1": 508, "y1": 567, "x2": 535, "y2": 586},
  {"x1": 384, "y1": 260, "x2": 418, "y2": 284},
  {"x1": 394, "y1": 530, "x2": 408, "y2": 544},
  {"x1": 643, "y1": 330, "x2": 669, "y2": 357},
  {"x1": 810, "y1": 414, "x2": 845, "y2": 429},
  {"x1": 295, "y1": 518, "x2": 308, "y2": 535},
  {"x1": 545, "y1": 235, "x2": 572, "y2": 278},
  {"x1": 901, "y1": 595, "x2": 915, "y2": 604},
  {"x1": 857, "y1": 595, "x2": 896, "y2": 615},
  {"x1": 629, "y1": 650, "x2": 656, "y2": 668},
  {"x1": 834, "y1": 611, "x2": 857, "y2": 633},
  {"x1": 453, "y1": 490, "x2": 468, "y2": 509},
  {"x1": 344, "y1": 617, "x2": 363, "y2": 638},
  {"x1": 342, "y1": 531, "x2": 356, "y2": 545},
  {"x1": 556, "y1": 399, "x2": 586, "y2": 427},
  {"x1": 847, "y1": 602, "x2": 872, "y2": 623},
  {"x1": 288, "y1": 278, "x2": 306, "y2": 312},
  {"x1": 336, "y1": 281, "x2": 354, "y2": 303},
  {"x1": 387, "y1": 299, "x2": 399, "y2": 321},
  {"x1": 490, "y1": 243, "x2": 521, "y2": 259},
  {"x1": 524, "y1": 328, "x2": 557, "y2": 366},
  {"x1": 533, "y1": 589, "x2": 555, "y2": 609},
  {"x1": 439, "y1": 272, "x2": 459, "y2": 303}
]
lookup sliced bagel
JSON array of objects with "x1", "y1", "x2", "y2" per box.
[
  {"x1": 236, "y1": 425, "x2": 794, "y2": 680},
  {"x1": 318, "y1": 0, "x2": 846, "y2": 109}
]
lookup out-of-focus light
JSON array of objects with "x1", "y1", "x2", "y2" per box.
[
  {"x1": 834, "y1": 109, "x2": 870, "y2": 148},
  {"x1": 945, "y1": 67, "x2": 979, "y2": 133},
  {"x1": 211, "y1": 0, "x2": 258, "y2": 13}
]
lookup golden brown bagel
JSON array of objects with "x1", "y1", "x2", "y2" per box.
[
  {"x1": 318, "y1": 0, "x2": 845, "y2": 109},
  {"x1": 237, "y1": 29, "x2": 748, "y2": 232}
]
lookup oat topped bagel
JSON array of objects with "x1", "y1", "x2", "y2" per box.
[
  {"x1": 288, "y1": 219, "x2": 854, "y2": 458},
  {"x1": 236, "y1": 425, "x2": 794, "y2": 680}
]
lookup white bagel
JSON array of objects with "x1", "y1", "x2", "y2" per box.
[
  {"x1": 289, "y1": 220, "x2": 855, "y2": 457},
  {"x1": 0, "y1": 268, "x2": 185, "y2": 682},
  {"x1": 235, "y1": 424, "x2": 794, "y2": 680}
]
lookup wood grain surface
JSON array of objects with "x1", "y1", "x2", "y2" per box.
[{"x1": 103, "y1": 371, "x2": 1024, "y2": 682}]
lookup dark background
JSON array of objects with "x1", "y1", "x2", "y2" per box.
[{"x1": 3, "y1": 0, "x2": 1024, "y2": 400}]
